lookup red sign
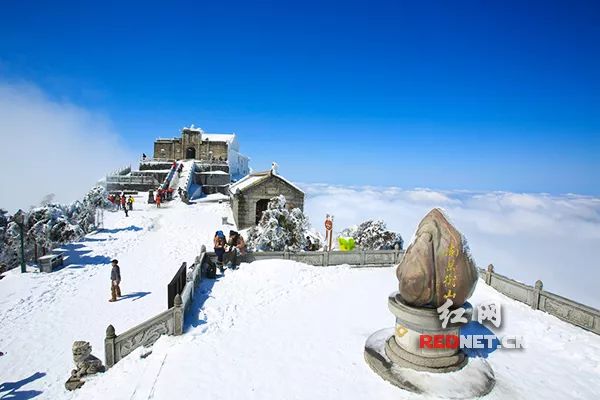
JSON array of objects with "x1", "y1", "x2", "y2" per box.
[{"x1": 325, "y1": 219, "x2": 333, "y2": 231}]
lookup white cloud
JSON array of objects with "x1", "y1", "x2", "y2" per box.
[
  {"x1": 0, "y1": 81, "x2": 134, "y2": 212},
  {"x1": 302, "y1": 184, "x2": 600, "y2": 308}
]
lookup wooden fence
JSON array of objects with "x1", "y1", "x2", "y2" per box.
[{"x1": 167, "y1": 262, "x2": 187, "y2": 308}]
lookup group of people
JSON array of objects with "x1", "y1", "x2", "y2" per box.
[
  {"x1": 213, "y1": 230, "x2": 246, "y2": 272},
  {"x1": 108, "y1": 193, "x2": 135, "y2": 216},
  {"x1": 153, "y1": 187, "x2": 174, "y2": 207}
]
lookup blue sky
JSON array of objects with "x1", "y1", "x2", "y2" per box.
[{"x1": 1, "y1": 0, "x2": 599, "y2": 194}]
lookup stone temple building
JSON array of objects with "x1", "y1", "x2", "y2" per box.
[
  {"x1": 153, "y1": 125, "x2": 249, "y2": 179},
  {"x1": 229, "y1": 170, "x2": 305, "y2": 229}
]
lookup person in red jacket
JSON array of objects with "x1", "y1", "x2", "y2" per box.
[{"x1": 155, "y1": 192, "x2": 162, "y2": 208}]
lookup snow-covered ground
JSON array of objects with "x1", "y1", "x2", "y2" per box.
[
  {"x1": 0, "y1": 196, "x2": 235, "y2": 399},
  {"x1": 2, "y1": 190, "x2": 600, "y2": 400},
  {"x1": 68, "y1": 261, "x2": 600, "y2": 400}
]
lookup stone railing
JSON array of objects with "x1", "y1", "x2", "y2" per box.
[
  {"x1": 107, "y1": 164, "x2": 132, "y2": 177},
  {"x1": 481, "y1": 264, "x2": 600, "y2": 335},
  {"x1": 242, "y1": 248, "x2": 405, "y2": 267},
  {"x1": 104, "y1": 250, "x2": 208, "y2": 368},
  {"x1": 106, "y1": 175, "x2": 160, "y2": 185},
  {"x1": 104, "y1": 304, "x2": 183, "y2": 368}
]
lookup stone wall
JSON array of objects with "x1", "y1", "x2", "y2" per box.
[
  {"x1": 153, "y1": 132, "x2": 230, "y2": 161},
  {"x1": 199, "y1": 141, "x2": 228, "y2": 160},
  {"x1": 195, "y1": 172, "x2": 230, "y2": 186},
  {"x1": 105, "y1": 175, "x2": 160, "y2": 193},
  {"x1": 154, "y1": 140, "x2": 181, "y2": 160}
]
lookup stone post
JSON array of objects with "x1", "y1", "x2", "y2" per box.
[
  {"x1": 361, "y1": 247, "x2": 367, "y2": 266},
  {"x1": 173, "y1": 294, "x2": 184, "y2": 336},
  {"x1": 104, "y1": 324, "x2": 117, "y2": 368},
  {"x1": 394, "y1": 243, "x2": 400, "y2": 264},
  {"x1": 486, "y1": 264, "x2": 494, "y2": 285},
  {"x1": 324, "y1": 250, "x2": 329, "y2": 267},
  {"x1": 532, "y1": 280, "x2": 543, "y2": 310}
]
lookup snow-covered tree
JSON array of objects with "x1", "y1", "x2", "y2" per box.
[
  {"x1": 71, "y1": 186, "x2": 111, "y2": 233},
  {"x1": 247, "y1": 195, "x2": 310, "y2": 251},
  {"x1": 0, "y1": 185, "x2": 111, "y2": 271},
  {"x1": 339, "y1": 220, "x2": 403, "y2": 250}
]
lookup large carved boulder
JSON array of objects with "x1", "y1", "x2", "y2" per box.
[{"x1": 396, "y1": 208, "x2": 477, "y2": 307}]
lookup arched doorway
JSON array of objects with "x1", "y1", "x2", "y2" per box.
[
  {"x1": 256, "y1": 199, "x2": 269, "y2": 224},
  {"x1": 186, "y1": 147, "x2": 196, "y2": 159}
]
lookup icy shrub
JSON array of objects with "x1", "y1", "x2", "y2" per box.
[
  {"x1": 247, "y1": 195, "x2": 310, "y2": 251},
  {"x1": 0, "y1": 185, "x2": 110, "y2": 270},
  {"x1": 339, "y1": 220, "x2": 403, "y2": 250}
]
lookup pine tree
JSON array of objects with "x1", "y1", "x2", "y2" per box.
[{"x1": 247, "y1": 195, "x2": 310, "y2": 251}]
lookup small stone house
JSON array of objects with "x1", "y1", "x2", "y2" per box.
[{"x1": 229, "y1": 171, "x2": 305, "y2": 229}]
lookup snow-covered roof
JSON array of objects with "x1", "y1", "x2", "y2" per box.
[
  {"x1": 199, "y1": 170, "x2": 229, "y2": 175},
  {"x1": 183, "y1": 125, "x2": 204, "y2": 133},
  {"x1": 230, "y1": 171, "x2": 304, "y2": 194},
  {"x1": 202, "y1": 133, "x2": 236, "y2": 144}
]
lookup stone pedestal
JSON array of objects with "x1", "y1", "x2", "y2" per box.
[
  {"x1": 364, "y1": 292, "x2": 495, "y2": 398},
  {"x1": 385, "y1": 292, "x2": 470, "y2": 373}
]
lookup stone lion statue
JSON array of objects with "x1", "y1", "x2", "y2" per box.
[{"x1": 65, "y1": 341, "x2": 105, "y2": 390}]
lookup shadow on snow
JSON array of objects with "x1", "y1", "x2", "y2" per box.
[
  {"x1": 98, "y1": 225, "x2": 143, "y2": 234},
  {"x1": 118, "y1": 291, "x2": 152, "y2": 302},
  {"x1": 0, "y1": 371, "x2": 46, "y2": 400},
  {"x1": 184, "y1": 274, "x2": 221, "y2": 331}
]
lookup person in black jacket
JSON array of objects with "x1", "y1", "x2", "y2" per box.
[{"x1": 109, "y1": 259, "x2": 122, "y2": 302}]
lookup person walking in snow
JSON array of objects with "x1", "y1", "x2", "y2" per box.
[
  {"x1": 127, "y1": 195, "x2": 134, "y2": 211},
  {"x1": 109, "y1": 259, "x2": 122, "y2": 302},
  {"x1": 155, "y1": 192, "x2": 162, "y2": 208},
  {"x1": 120, "y1": 194, "x2": 127, "y2": 211},
  {"x1": 115, "y1": 194, "x2": 121, "y2": 210},
  {"x1": 214, "y1": 230, "x2": 226, "y2": 272}
]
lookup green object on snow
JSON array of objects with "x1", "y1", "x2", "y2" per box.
[{"x1": 338, "y1": 237, "x2": 356, "y2": 251}]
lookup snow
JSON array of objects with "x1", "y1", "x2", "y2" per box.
[
  {"x1": 169, "y1": 160, "x2": 196, "y2": 197},
  {"x1": 61, "y1": 261, "x2": 600, "y2": 400},
  {"x1": 201, "y1": 133, "x2": 236, "y2": 144},
  {"x1": 0, "y1": 196, "x2": 235, "y2": 399},
  {"x1": 230, "y1": 171, "x2": 304, "y2": 194},
  {"x1": 2, "y1": 191, "x2": 600, "y2": 400}
]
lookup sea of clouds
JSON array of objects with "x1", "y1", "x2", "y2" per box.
[
  {"x1": 0, "y1": 80, "x2": 134, "y2": 213},
  {"x1": 302, "y1": 184, "x2": 600, "y2": 308}
]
